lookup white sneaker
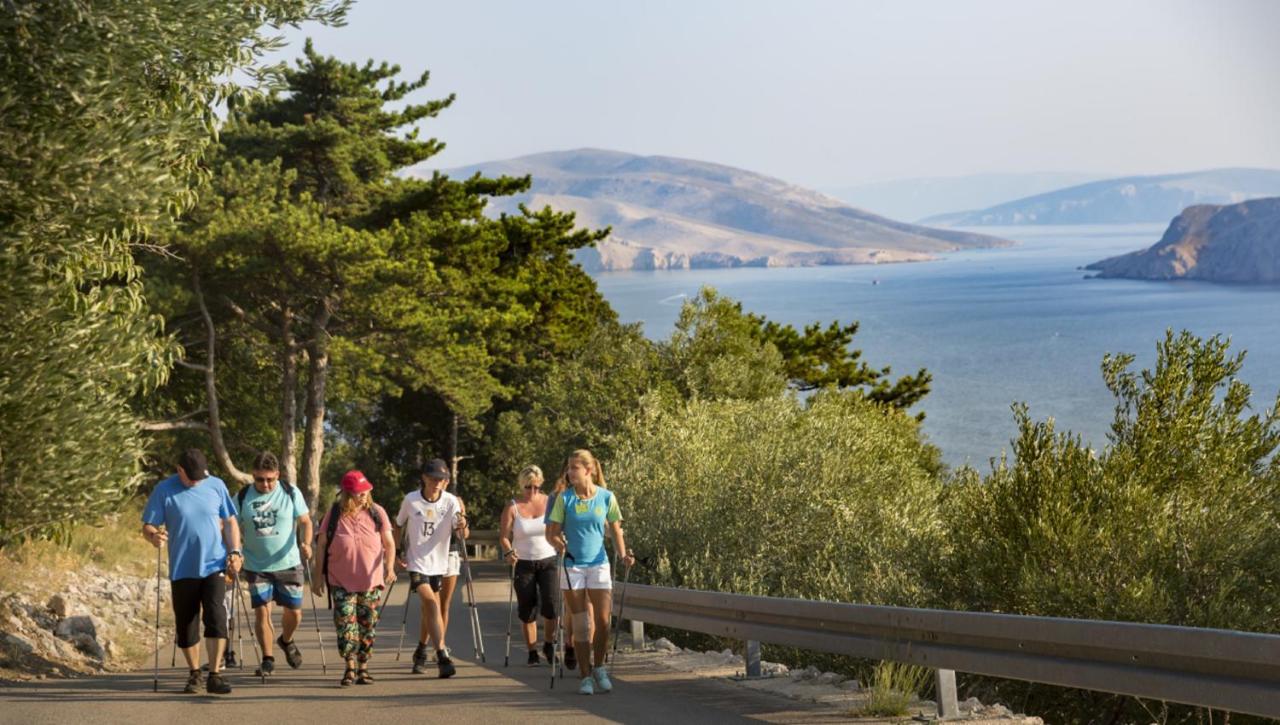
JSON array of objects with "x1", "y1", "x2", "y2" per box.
[
  {"x1": 592, "y1": 665, "x2": 613, "y2": 693},
  {"x1": 578, "y1": 675, "x2": 595, "y2": 695}
]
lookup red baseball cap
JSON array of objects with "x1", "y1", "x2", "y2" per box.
[{"x1": 340, "y1": 470, "x2": 373, "y2": 494}]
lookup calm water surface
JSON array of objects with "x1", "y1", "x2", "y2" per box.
[{"x1": 593, "y1": 225, "x2": 1280, "y2": 466}]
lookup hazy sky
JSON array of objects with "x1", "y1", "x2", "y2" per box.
[{"x1": 269, "y1": 0, "x2": 1280, "y2": 188}]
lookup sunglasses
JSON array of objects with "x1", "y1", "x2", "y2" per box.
[{"x1": 522, "y1": 484, "x2": 539, "y2": 490}]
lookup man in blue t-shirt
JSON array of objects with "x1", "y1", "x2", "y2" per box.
[
  {"x1": 234, "y1": 451, "x2": 313, "y2": 676},
  {"x1": 141, "y1": 448, "x2": 242, "y2": 695}
]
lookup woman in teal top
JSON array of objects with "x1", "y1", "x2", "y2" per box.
[{"x1": 546, "y1": 449, "x2": 634, "y2": 696}]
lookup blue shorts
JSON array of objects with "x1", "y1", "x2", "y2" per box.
[{"x1": 244, "y1": 566, "x2": 304, "y2": 609}]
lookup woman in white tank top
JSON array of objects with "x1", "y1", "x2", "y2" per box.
[{"x1": 499, "y1": 465, "x2": 559, "y2": 666}]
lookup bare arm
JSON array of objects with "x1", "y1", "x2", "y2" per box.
[
  {"x1": 141, "y1": 524, "x2": 167, "y2": 548},
  {"x1": 546, "y1": 522, "x2": 566, "y2": 552},
  {"x1": 499, "y1": 503, "x2": 516, "y2": 561},
  {"x1": 608, "y1": 521, "x2": 634, "y2": 567},
  {"x1": 311, "y1": 528, "x2": 327, "y2": 595},
  {"x1": 296, "y1": 513, "x2": 313, "y2": 562},
  {"x1": 223, "y1": 515, "x2": 243, "y2": 573},
  {"x1": 454, "y1": 497, "x2": 471, "y2": 540},
  {"x1": 381, "y1": 523, "x2": 397, "y2": 586}
]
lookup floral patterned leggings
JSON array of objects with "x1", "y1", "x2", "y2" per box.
[{"x1": 331, "y1": 586, "x2": 382, "y2": 663}]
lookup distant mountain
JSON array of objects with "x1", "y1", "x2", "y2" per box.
[
  {"x1": 922, "y1": 168, "x2": 1280, "y2": 226},
  {"x1": 412, "y1": 149, "x2": 1012, "y2": 272},
  {"x1": 1085, "y1": 197, "x2": 1280, "y2": 284},
  {"x1": 823, "y1": 171, "x2": 1106, "y2": 223}
]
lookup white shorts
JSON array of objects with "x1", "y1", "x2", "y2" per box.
[
  {"x1": 559, "y1": 562, "x2": 612, "y2": 591},
  {"x1": 445, "y1": 550, "x2": 460, "y2": 578}
]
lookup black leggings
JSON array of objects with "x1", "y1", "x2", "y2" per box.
[
  {"x1": 514, "y1": 556, "x2": 558, "y2": 623},
  {"x1": 171, "y1": 572, "x2": 228, "y2": 648}
]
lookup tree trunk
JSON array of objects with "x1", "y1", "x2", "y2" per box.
[
  {"x1": 299, "y1": 301, "x2": 333, "y2": 511},
  {"x1": 192, "y1": 270, "x2": 251, "y2": 485},
  {"x1": 280, "y1": 305, "x2": 299, "y2": 489}
]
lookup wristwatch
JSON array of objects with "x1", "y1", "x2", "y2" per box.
[{"x1": 228, "y1": 549, "x2": 243, "y2": 558}]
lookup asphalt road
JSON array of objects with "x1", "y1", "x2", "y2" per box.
[{"x1": 0, "y1": 562, "x2": 845, "y2": 724}]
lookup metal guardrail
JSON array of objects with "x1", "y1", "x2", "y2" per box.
[
  {"x1": 614, "y1": 582, "x2": 1280, "y2": 719},
  {"x1": 467, "y1": 528, "x2": 500, "y2": 559}
]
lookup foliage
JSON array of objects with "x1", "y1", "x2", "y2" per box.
[
  {"x1": 0, "y1": 0, "x2": 346, "y2": 544},
  {"x1": 859, "y1": 661, "x2": 932, "y2": 717},
  {"x1": 611, "y1": 391, "x2": 943, "y2": 606},
  {"x1": 936, "y1": 331, "x2": 1280, "y2": 722}
]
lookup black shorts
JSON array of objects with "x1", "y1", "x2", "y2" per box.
[
  {"x1": 409, "y1": 571, "x2": 443, "y2": 594},
  {"x1": 171, "y1": 572, "x2": 228, "y2": 648},
  {"x1": 514, "y1": 556, "x2": 558, "y2": 623}
]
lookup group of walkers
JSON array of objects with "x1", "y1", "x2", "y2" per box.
[{"x1": 142, "y1": 446, "x2": 633, "y2": 698}]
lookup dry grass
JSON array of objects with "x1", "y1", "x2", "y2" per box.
[
  {"x1": 858, "y1": 660, "x2": 932, "y2": 717},
  {"x1": 0, "y1": 501, "x2": 154, "y2": 596}
]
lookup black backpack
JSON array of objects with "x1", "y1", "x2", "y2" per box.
[
  {"x1": 321, "y1": 500, "x2": 384, "y2": 607},
  {"x1": 236, "y1": 480, "x2": 297, "y2": 512}
]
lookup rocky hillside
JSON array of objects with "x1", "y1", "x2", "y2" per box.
[
  {"x1": 1085, "y1": 197, "x2": 1280, "y2": 283},
  {"x1": 414, "y1": 149, "x2": 1012, "y2": 271},
  {"x1": 924, "y1": 168, "x2": 1280, "y2": 226},
  {"x1": 1, "y1": 565, "x2": 169, "y2": 679}
]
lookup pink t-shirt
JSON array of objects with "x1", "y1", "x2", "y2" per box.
[{"x1": 320, "y1": 504, "x2": 392, "y2": 593}]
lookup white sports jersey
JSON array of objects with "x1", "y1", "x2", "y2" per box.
[{"x1": 396, "y1": 490, "x2": 461, "y2": 576}]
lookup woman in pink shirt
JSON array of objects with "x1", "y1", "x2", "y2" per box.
[{"x1": 312, "y1": 471, "x2": 396, "y2": 687}]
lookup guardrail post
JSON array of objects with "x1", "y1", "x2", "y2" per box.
[
  {"x1": 935, "y1": 669, "x2": 958, "y2": 719},
  {"x1": 745, "y1": 639, "x2": 761, "y2": 678},
  {"x1": 630, "y1": 620, "x2": 645, "y2": 650}
]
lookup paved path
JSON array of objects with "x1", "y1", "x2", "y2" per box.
[{"x1": 0, "y1": 563, "x2": 845, "y2": 724}]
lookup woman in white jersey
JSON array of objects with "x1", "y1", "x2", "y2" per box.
[
  {"x1": 499, "y1": 465, "x2": 559, "y2": 666},
  {"x1": 393, "y1": 458, "x2": 468, "y2": 679},
  {"x1": 546, "y1": 449, "x2": 634, "y2": 696}
]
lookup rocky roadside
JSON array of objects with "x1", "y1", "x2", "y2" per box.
[
  {"x1": 0, "y1": 565, "x2": 170, "y2": 680},
  {"x1": 635, "y1": 637, "x2": 1043, "y2": 723}
]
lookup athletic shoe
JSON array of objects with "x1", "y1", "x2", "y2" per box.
[
  {"x1": 411, "y1": 643, "x2": 431, "y2": 675},
  {"x1": 578, "y1": 675, "x2": 595, "y2": 695},
  {"x1": 206, "y1": 671, "x2": 232, "y2": 695},
  {"x1": 183, "y1": 669, "x2": 201, "y2": 694},
  {"x1": 277, "y1": 635, "x2": 303, "y2": 669},
  {"x1": 593, "y1": 665, "x2": 613, "y2": 693},
  {"x1": 542, "y1": 641, "x2": 554, "y2": 665},
  {"x1": 255, "y1": 656, "x2": 275, "y2": 677},
  {"x1": 564, "y1": 646, "x2": 577, "y2": 670},
  {"x1": 437, "y1": 650, "x2": 456, "y2": 679},
  {"x1": 223, "y1": 650, "x2": 238, "y2": 669},
  {"x1": 527, "y1": 649, "x2": 540, "y2": 666}
]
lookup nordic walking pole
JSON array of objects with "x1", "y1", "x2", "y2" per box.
[
  {"x1": 233, "y1": 574, "x2": 266, "y2": 684},
  {"x1": 549, "y1": 552, "x2": 564, "y2": 689},
  {"x1": 503, "y1": 555, "x2": 515, "y2": 667},
  {"x1": 610, "y1": 559, "x2": 634, "y2": 661},
  {"x1": 394, "y1": 580, "x2": 412, "y2": 661},
  {"x1": 228, "y1": 574, "x2": 242, "y2": 669},
  {"x1": 456, "y1": 524, "x2": 485, "y2": 662},
  {"x1": 153, "y1": 543, "x2": 163, "y2": 692},
  {"x1": 303, "y1": 559, "x2": 327, "y2": 674}
]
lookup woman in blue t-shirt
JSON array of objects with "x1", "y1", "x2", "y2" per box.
[{"x1": 545, "y1": 449, "x2": 634, "y2": 696}]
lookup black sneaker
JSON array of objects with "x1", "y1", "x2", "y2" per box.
[
  {"x1": 543, "y1": 641, "x2": 554, "y2": 665},
  {"x1": 527, "y1": 649, "x2": 540, "y2": 666},
  {"x1": 224, "y1": 650, "x2": 238, "y2": 669},
  {"x1": 183, "y1": 669, "x2": 201, "y2": 694},
  {"x1": 436, "y1": 650, "x2": 456, "y2": 679},
  {"x1": 255, "y1": 656, "x2": 275, "y2": 677},
  {"x1": 277, "y1": 635, "x2": 302, "y2": 669},
  {"x1": 206, "y1": 671, "x2": 232, "y2": 695},
  {"x1": 564, "y1": 646, "x2": 577, "y2": 670},
  {"x1": 411, "y1": 643, "x2": 430, "y2": 675}
]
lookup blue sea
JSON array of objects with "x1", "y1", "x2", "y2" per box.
[{"x1": 592, "y1": 225, "x2": 1280, "y2": 467}]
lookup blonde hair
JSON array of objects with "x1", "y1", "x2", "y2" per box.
[
  {"x1": 339, "y1": 489, "x2": 372, "y2": 517},
  {"x1": 518, "y1": 465, "x2": 544, "y2": 490},
  {"x1": 556, "y1": 449, "x2": 606, "y2": 491}
]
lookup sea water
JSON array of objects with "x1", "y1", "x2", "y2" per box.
[{"x1": 593, "y1": 224, "x2": 1280, "y2": 467}]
